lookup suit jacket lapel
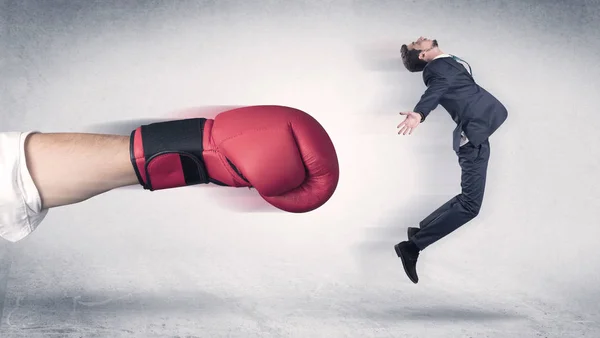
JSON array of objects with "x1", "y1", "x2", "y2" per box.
[{"x1": 442, "y1": 58, "x2": 474, "y2": 80}]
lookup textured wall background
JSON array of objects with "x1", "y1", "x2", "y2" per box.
[{"x1": 1, "y1": 0, "x2": 599, "y2": 337}]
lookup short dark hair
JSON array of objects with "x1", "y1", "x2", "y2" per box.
[{"x1": 401, "y1": 44, "x2": 428, "y2": 72}]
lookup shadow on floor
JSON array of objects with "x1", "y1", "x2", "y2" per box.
[{"x1": 370, "y1": 305, "x2": 525, "y2": 322}]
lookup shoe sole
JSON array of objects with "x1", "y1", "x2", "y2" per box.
[{"x1": 394, "y1": 244, "x2": 418, "y2": 284}]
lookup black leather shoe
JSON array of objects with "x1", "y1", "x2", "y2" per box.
[
  {"x1": 407, "y1": 227, "x2": 420, "y2": 239},
  {"x1": 394, "y1": 241, "x2": 420, "y2": 284}
]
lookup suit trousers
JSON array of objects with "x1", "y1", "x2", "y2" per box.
[{"x1": 410, "y1": 139, "x2": 491, "y2": 250}]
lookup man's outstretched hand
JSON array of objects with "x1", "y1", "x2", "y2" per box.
[{"x1": 397, "y1": 111, "x2": 422, "y2": 135}]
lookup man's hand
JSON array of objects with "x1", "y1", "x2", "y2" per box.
[{"x1": 397, "y1": 112, "x2": 422, "y2": 135}]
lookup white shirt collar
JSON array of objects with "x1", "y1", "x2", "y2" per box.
[{"x1": 433, "y1": 53, "x2": 452, "y2": 60}]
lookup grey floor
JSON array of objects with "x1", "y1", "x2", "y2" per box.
[{"x1": 1, "y1": 0, "x2": 599, "y2": 337}]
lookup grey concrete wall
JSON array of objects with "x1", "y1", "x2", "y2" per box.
[{"x1": 1, "y1": 0, "x2": 599, "y2": 337}]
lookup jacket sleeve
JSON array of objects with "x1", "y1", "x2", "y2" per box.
[{"x1": 413, "y1": 67, "x2": 450, "y2": 122}]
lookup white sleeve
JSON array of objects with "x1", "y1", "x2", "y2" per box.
[{"x1": 0, "y1": 131, "x2": 48, "y2": 242}]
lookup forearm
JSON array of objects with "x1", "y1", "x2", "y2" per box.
[
  {"x1": 413, "y1": 87, "x2": 444, "y2": 119},
  {"x1": 24, "y1": 132, "x2": 138, "y2": 209},
  {"x1": 414, "y1": 71, "x2": 449, "y2": 121}
]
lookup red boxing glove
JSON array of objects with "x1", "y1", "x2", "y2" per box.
[{"x1": 129, "y1": 105, "x2": 339, "y2": 213}]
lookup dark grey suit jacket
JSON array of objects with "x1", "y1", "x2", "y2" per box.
[{"x1": 413, "y1": 56, "x2": 508, "y2": 152}]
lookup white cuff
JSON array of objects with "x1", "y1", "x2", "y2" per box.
[{"x1": 0, "y1": 131, "x2": 48, "y2": 242}]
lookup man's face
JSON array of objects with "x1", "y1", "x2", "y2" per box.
[{"x1": 407, "y1": 37, "x2": 437, "y2": 61}]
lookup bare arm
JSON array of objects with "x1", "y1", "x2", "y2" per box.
[{"x1": 24, "y1": 133, "x2": 139, "y2": 209}]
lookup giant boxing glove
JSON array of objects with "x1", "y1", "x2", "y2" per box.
[{"x1": 129, "y1": 105, "x2": 339, "y2": 213}]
